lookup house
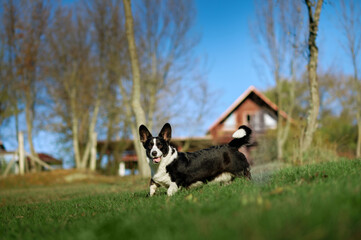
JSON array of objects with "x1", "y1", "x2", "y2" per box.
[
  {"x1": 208, "y1": 85, "x2": 289, "y2": 145},
  {"x1": 1, "y1": 149, "x2": 63, "y2": 175},
  {"x1": 26, "y1": 153, "x2": 63, "y2": 170}
]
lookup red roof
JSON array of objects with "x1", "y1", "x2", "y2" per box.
[
  {"x1": 122, "y1": 155, "x2": 138, "y2": 162},
  {"x1": 26, "y1": 153, "x2": 62, "y2": 165},
  {"x1": 208, "y1": 86, "x2": 291, "y2": 131}
]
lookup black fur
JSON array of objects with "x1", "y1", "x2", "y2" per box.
[
  {"x1": 166, "y1": 137, "x2": 251, "y2": 187},
  {"x1": 139, "y1": 123, "x2": 252, "y2": 189}
]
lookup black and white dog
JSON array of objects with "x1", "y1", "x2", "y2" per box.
[{"x1": 139, "y1": 123, "x2": 252, "y2": 196}]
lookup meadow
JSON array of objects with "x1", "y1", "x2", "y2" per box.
[{"x1": 1, "y1": 159, "x2": 361, "y2": 240}]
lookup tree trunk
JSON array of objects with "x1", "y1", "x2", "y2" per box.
[
  {"x1": 123, "y1": 0, "x2": 150, "y2": 177},
  {"x1": 352, "y1": 47, "x2": 361, "y2": 158},
  {"x1": 119, "y1": 78, "x2": 151, "y2": 178},
  {"x1": 90, "y1": 132, "x2": 97, "y2": 171},
  {"x1": 357, "y1": 112, "x2": 361, "y2": 158},
  {"x1": 275, "y1": 71, "x2": 284, "y2": 161},
  {"x1": 69, "y1": 88, "x2": 82, "y2": 169},
  {"x1": 18, "y1": 131, "x2": 25, "y2": 175},
  {"x1": 24, "y1": 86, "x2": 37, "y2": 172},
  {"x1": 300, "y1": 0, "x2": 323, "y2": 158},
  {"x1": 79, "y1": 98, "x2": 100, "y2": 169}
]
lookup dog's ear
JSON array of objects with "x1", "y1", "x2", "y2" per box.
[
  {"x1": 139, "y1": 125, "x2": 152, "y2": 143},
  {"x1": 158, "y1": 123, "x2": 172, "y2": 142}
]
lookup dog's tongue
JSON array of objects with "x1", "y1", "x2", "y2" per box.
[{"x1": 153, "y1": 157, "x2": 161, "y2": 163}]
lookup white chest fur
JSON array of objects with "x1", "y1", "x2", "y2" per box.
[{"x1": 149, "y1": 146, "x2": 177, "y2": 187}]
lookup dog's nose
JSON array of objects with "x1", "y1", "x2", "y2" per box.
[{"x1": 151, "y1": 151, "x2": 157, "y2": 156}]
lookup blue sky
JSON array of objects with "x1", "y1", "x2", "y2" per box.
[
  {"x1": 1, "y1": 0, "x2": 355, "y2": 159},
  {"x1": 194, "y1": 0, "x2": 259, "y2": 123},
  {"x1": 195, "y1": 0, "x2": 351, "y2": 130}
]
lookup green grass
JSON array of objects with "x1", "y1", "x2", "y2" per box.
[{"x1": 1, "y1": 159, "x2": 361, "y2": 240}]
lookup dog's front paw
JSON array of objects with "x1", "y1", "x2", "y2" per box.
[
  {"x1": 149, "y1": 183, "x2": 158, "y2": 197},
  {"x1": 167, "y1": 182, "x2": 179, "y2": 196}
]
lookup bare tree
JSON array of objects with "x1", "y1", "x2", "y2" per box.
[
  {"x1": 135, "y1": 0, "x2": 201, "y2": 132},
  {"x1": 0, "y1": 0, "x2": 20, "y2": 140},
  {"x1": 45, "y1": 7, "x2": 100, "y2": 170},
  {"x1": 0, "y1": 0, "x2": 50, "y2": 171},
  {"x1": 299, "y1": 0, "x2": 324, "y2": 158},
  {"x1": 132, "y1": 0, "x2": 214, "y2": 143},
  {"x1": 120, "y1": 0, "x2": 206, "y2": 177},
  {"x1": 84, "y1": 0, "x2": 130, "y2": 171},
  {"x1": 338, "y1": 0, "x2": 361, "y2": 157},
  {"x1": 122, "y1": 0, "x2": 149, "y2": 177},
  {"x1": 253, "y1": 0, "x2": 305, "y2": 160},
  {"x1": 21, "y1": 0, "x2": 50, "y2": 171}
]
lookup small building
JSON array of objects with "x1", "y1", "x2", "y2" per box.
[
  {"x1": 208, "y1": 85, "x2": 289, "y2": 144},
  {"x1": 1, "y1": 150, "x2": 62, "y2": 175},
  {"x1": 26, "y1": 153, "x2": 63, "y2": 170}
]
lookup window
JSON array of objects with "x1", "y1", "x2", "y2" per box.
[
  {"x1": 223, "y1": 113, "x2": 236, "y2": 130},
  {"x1": 264, "y1": 113, "x2": 277, "y2": 129},
  {"x1": 244, "y1": 111, "x2": 263, "y2": 131},
  {"x1": 247, "y1": 114, "x2": 251, "y2": 123}
]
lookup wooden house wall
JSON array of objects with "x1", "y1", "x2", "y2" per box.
[{"x1": 210, "y1": 98, "x2": 261, "y2": 144}]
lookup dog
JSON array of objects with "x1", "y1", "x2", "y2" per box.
[{"x1": 139, "y1": 123, "x2": 252, "y2": 196}]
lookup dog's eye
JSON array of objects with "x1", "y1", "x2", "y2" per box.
[{"x1": 157, "y1": 143, "x2": 162, "y2": 148}]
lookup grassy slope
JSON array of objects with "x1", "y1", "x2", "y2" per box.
[{"x1": 1, "y1": 159, "x2": 361, "y2": 240}]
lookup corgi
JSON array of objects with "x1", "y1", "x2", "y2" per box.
[{"x1": 139, "y1": 123, "x2": 252, "y2": 196}]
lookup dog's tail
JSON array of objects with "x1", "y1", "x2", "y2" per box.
[{"x1": 228, "y1": 125, "x2": 252, "y2": 148}]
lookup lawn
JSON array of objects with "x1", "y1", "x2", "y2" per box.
[{"x1": 1, "y1": 159, "x2": 361, "y2": 240}]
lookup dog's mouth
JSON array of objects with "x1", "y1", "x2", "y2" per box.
[{"x1": 152, "y1": 156, "x2": 162, "y2": 164}]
